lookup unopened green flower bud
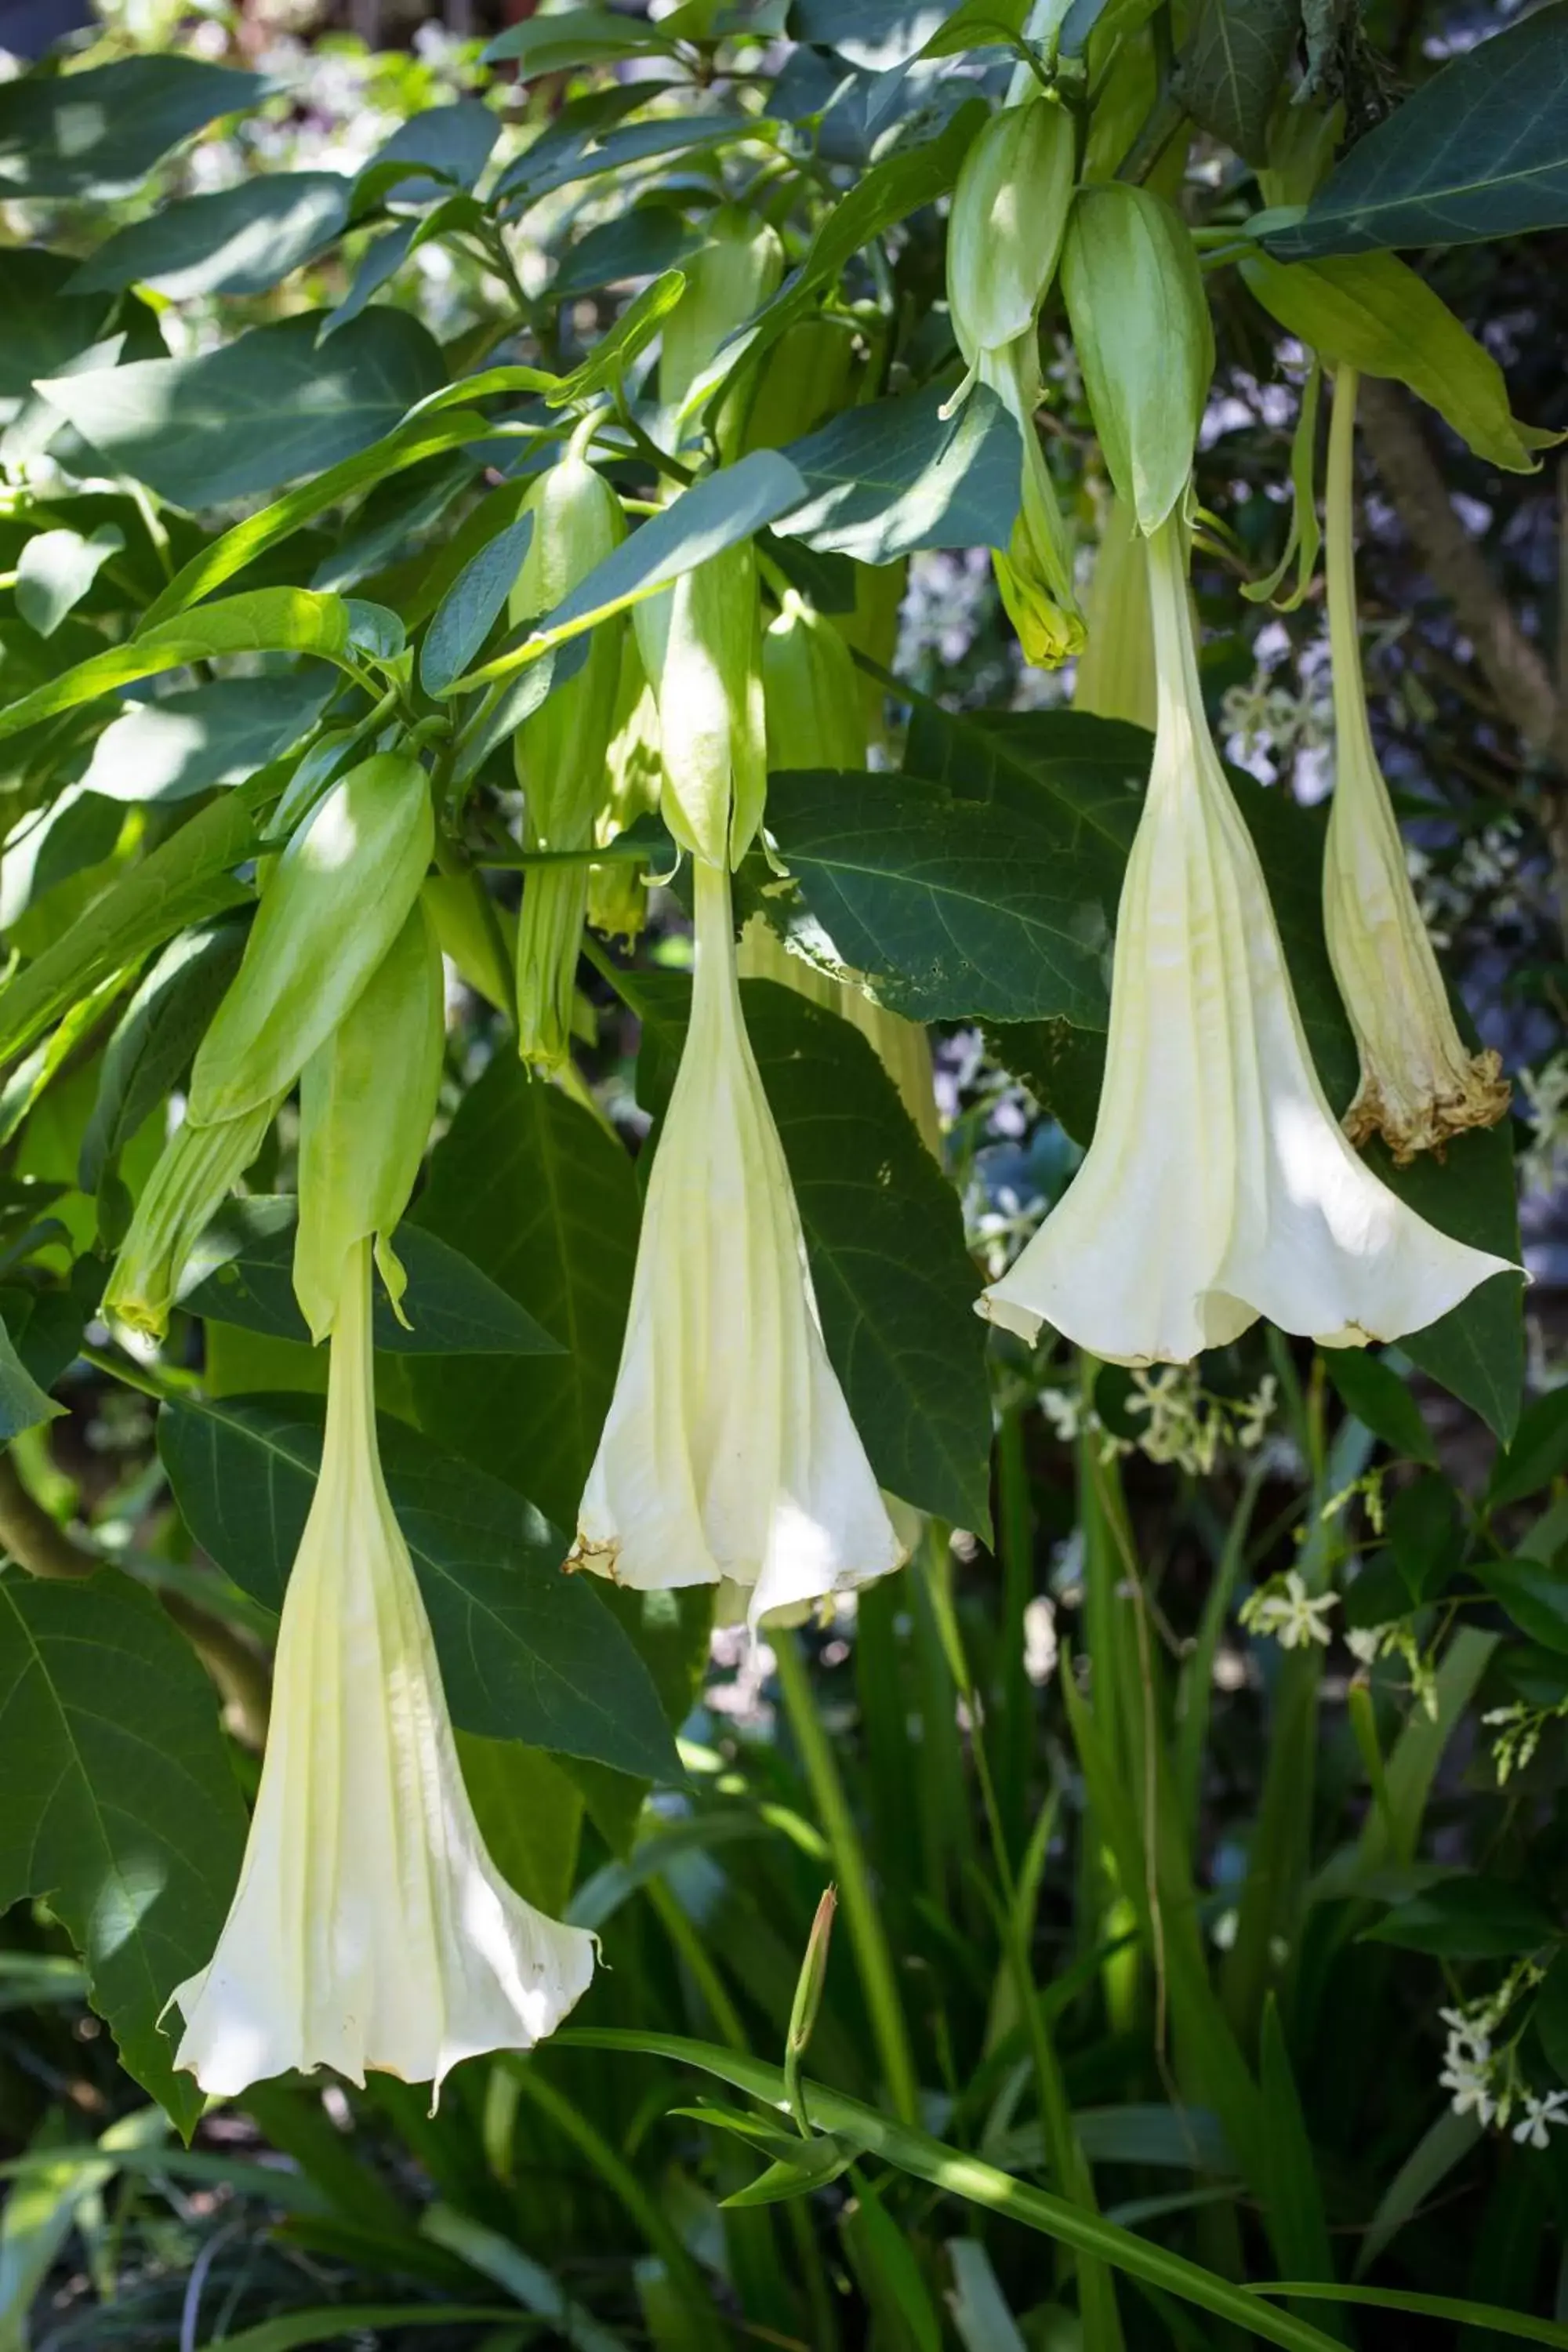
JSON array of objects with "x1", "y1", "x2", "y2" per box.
[
  {"x1": 1062, "y1": 183, "x2": 1214, "y2": 535},
  {"x1": 762, "y1": 591, "x2": 866, "y2": 772},
  {"x1": 294, "y1": 901, "x2": 445, "y2": 1345},
  {"x1": 659, "y1": 202, "x2": 785, "y2": 430},
  {"x1": 589, "y1": 638, "x2": 662, "y2": 946},
  {"x1": 635, "y1": 543, "x2": 766, "y2": 869},
  {"x1": 103, "y1": 1096, "x2": 277, "y2": 1341},
  {"x1": 742, "y1": 319, "x2": 856, "y2": 454},
  {"x1": 187, "y1": 753, "x2": 433, "y2": 1127},
  {"x1": 948, "y1": 95, "x2": 1076, "y2": 372},
  {"x1": 510, "y1": 440, "x2": 626, "y2": 1069},
  {"x1": 987, "y1": 336, "x2": 1083, "y2": 666}
]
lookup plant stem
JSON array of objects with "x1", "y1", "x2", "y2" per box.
[{"x1": 773, "y1": 1632, "x2": 920, "y2": 2126}]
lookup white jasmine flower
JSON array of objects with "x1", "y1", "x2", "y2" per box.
[
  {"x1": 1321, "y1": 368, "x2": 1509, "y2": 1161},
  {"x1": 978, "y1": 514, "x2": 1515, "y2": 1366},
  {"x1": 1512, "y1": 2092, "x2": 1568, "y2": 2150},
  {"x1": 168, "y1": 1243, "x2": 595, "y2": 2100},
  {"x1": 571, "y1": 860, "x2": 906, "y2": 1628},
  {"x1": 1243, "y1": 1570, "x2": 1338, "y2": 1651}
]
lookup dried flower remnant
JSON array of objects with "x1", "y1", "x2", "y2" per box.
[{"x1": 1321, "y1": 368, "x2": 1510, "y2": 1161}]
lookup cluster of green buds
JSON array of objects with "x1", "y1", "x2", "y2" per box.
[
  {"x1": 509, "y1": 419, "x2": 627, "y2": 1071},
  {"x1": 105, "y1": 752, "x2": 434, "y2": 1340},
  {"x1": 944, "y1": 92, "x2": 1082, "y2": 664}
]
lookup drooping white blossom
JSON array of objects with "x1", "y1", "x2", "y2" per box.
[
  {"x1": 571, "y1": 860, "x2": 906, "y2": 1628},
  {"x1": 168, "y1": 1243, "x2": 595, "y2": 2100},
  {"x1": 978, "y1": 513, "x2": 1515, "y2": 1366}
]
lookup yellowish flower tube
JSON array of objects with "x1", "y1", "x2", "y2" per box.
[
  {"x1": 1322, "y1": 365, "x2": 1510, "y2": 1161},
  {"x1": 978, "y1": 515, "x2": 1515, "y2": 1365}
]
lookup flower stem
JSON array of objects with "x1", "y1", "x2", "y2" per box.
[{"x1": 773, "y1": 1632, "x2": 921, "y2": 2126}]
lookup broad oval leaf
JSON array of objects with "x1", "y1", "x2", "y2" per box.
[
  {"x1": 1262, "y1": 6, "x2": 1568, "y2": 258},
  {"x1": 775, "y1": 383, "x2": 1022, "y2": 564},
  {"x1": 37, "y1": 310, "x2": 445, "y2": 511},
  {"x1": 764, "y1": 767, "x2": 1112, "y2": 1027},
  {"x1": 78, "y1": 670, "x2": 336, "y2": 807},
  {"x1": 183, "y1": 1206, "x2": 564, "y2": 1358},
  {"x1": 157, "y1": 1393, "x2": 678, "y2": 1784},
  {"x1": 0, "y1": 58, "x2": 266, "y2": 200},
  {"x1": 0, "y1": 1574, "x2": 249, "y2": 2132},
  {"x1": 67, "y1": 172, "x2": 350, "y2": 300},
  {"x1": 420, "y1": 515, "x2": 535, "y2": 698}
]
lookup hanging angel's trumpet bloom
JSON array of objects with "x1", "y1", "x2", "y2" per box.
[
  {"x1": 1322, "y1": 367, "x2": 1510, "y2": 1162},
  {"x1": 167, "y1": 1239, "x2": 596, "y2": 2098},
  {"x1": 944, "y1": 94, "x2": 1083, "y2": 665},
  {"x1": 978, "y1": 517, "x2": 1515, "y2": 1365},
  {"x1": 571, "y1": 860, "x2": 906, "y2": 1627}
]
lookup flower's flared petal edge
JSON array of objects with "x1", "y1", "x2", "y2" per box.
[
  {"x1": 572, "y1": 863, "x2": 907, "y2": 1623},
  {"x1": 1321, "y1": 368, "x2": 1511, "y2": 1164},
  {"x1": 167, "y1": 1246, "x2": 596, "y2": 2103},
  {"x1": 978, "y1": 514, "x2": 1517, "y2": 1368}
]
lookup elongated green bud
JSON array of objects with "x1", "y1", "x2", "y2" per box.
[
  {"x1": 509, "y1": 442, "x2": 626, "y2": 1068},
  {"x1": 636, "y1": 543, "x2": 765, "y2": 869},
  {"x1": 762, "y1": 591, "x2": 866, "y2": 772},
  {"x1": 986, "y1": 336, "x2": 1083, "y2": 666},
  {"x1": 742, "y1": 318, "x2": 855, "y2": 453},
  {"x1": 187, "y1": 753, "x2": 433, "y2": 1127},
  {"x1": 103, "y1": 1097, "x2": 277, "y2": 1341},
  {"x1": 659, "y1": 201, "x2": 784, "y2": 428},
  {"x1": 294, "y1": 902, "x2": 445, "y2": 1345},
  {"x1": 948, "y1": 95, "x2": 1076, "y2": 370},
  {"x1": 589, "y1": 637, "x2": 662, "y2": 946},
  {"x1": 1062, "y1": 183, "x2": 1213, "y2": 535}
]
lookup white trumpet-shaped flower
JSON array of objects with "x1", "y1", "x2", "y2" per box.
[
  {"x1": 571, "y1": 860, "x2": 906, "y2": 1626},
  {"x1": 1323, "y1": 366, "x2": 1510, "y2": 1161},
  {"x1": 978, "y1": 514, "x2": 1515, "y2": 1366},
  {"x1": 168, "y1": 1240, "x2": 594, "y2": 2099}
]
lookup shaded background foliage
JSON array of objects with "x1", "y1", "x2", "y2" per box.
[{"x1": 2, "y1": 0, "x2": 1568, "y2": 2348}]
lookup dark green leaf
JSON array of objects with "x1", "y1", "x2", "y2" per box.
[
  {"x1": 552, "y1": 208, "x2": 704, "y2": 299},
  {"x1": 78, "y1": 920, "x2": 248, "y2": 1193},
  {"x1": 564, "y1": 1583, "x2": 714, "y2": 1857},
  {"x1": 1341, "y1": 1552, "x2": 1410, "y2": 1633},
  {"x1": 1363, "y1": 1876, "x2": 1557, "y2": 1958},
  {"x1": 774, "y1": 383, "x2": 1021, "y2": 564},
  {"x1": 15, "y1": 524, "x2": 125, "y2": 638},
  {"x1": 0, "y1": 58, "x2": 266, "y2": 200},
  {"x1": 0, "y1": 1308, "x2": 65, "y2": 1439},
  {"x1": 499, "y1": 107, "x2": 760, "y2": 210},
  {"x1": 321, "y1": 219, "x2": 421, "y2": 340},
  {"x1": 1262, "y1": 5, "x2": 1568, "y2": 257},
  {"x1": 406, "y1": 1062, "x2": 641, "y2": 1533},
  {"x1": 1536, "y1": 1952, "x2": 1568, "y2": 2085},
  {"x1": 1488, "y1": 1387, "x2": 1568, "y2": 1512},
  {"x1": 0, "y1": 772, "x2": 270, "y2": 1067},
  {"x1": 984, "y1": 1018, "x2": 1106, "y2": 1149},
  {"x1": 485, "y1": 7, "x2": 680, "y2": 75},
  {"x1": 902, "y1": 702, "x2": 1147, "y2": 884},
  {"x1": 158, "y1": 1395, "x2": 677, "y2": 1783},
  {"x1": 0, "y1": 1574, "x2": 249, "y2": 2131},
  {"x1": 0, "y1": 252, "x2": 114, "y2": 431},
  {"x1": 1323, "y1": 1352, "x2": 1438, "y2": 1467},
  {"x1": 78, "y1": 671, "x2": 335, "y2": 806},
  {"x1": 3, "y1": 1261, "x2": 100, "y2": 1392},
  {"x1": 791, "y1": 0, "x2": 949, "y2": 71},
  {"x1": 184, "y1": 1209, "x2": 563, "y2": 1358},
  {"x1": 764, "y1": 768, "x2": 1112, "y2": 1027},
  {"x1": 1386, "y1": 1472, "x2": 1462, "y2": 1607},
  {"x1": 0, "y1": 590, "x2": 358, "y2": 746},
  {"x1": 37, "y1": 310, "x2": 445, "y2": 511},
  {"x1": 1180, "y1": 0, "x2": 1298, "y2": 166},
  {"x1": 1476, "y1": 1557, "x2": 1568, "y2": 1657},
  {"x1": 67, "y1": 173, "x2": 349, "y2": 300},
  {"x1": 355, "y1": 100, "x2": 499, "y2": 207},
  {"x1": 420, "y1": 517, "x2": 534, "y2": 698}
]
